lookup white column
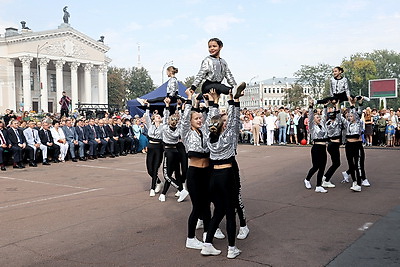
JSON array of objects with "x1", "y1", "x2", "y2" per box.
[
  {"x1": 69, "y1": 61, "x2": 80, "y2": 111},
  {"x1": 98, "y1": 64, "x2": 107, "y2": 104},
  {"x1": 55, "y1": 60, "x2": 65, "y2": 111},
  {"x1": 39, "y1": 58, "x2": 50, "y2": 113},
  {"x1": 104, "y1": 65, "x2": 108, "y2": 104},
  {"x1": 84, "y1": 63, "x2": 93, "y2": 103},
  {"x1": 7, "y1": 59, "x2": 17, "y2": 111},
  {"x1": 19, "y1": 56, "x2": 33, "y2": 111}
]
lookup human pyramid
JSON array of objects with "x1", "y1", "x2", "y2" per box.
[{"x1": 138, "y1": 38, "x2": 248, "y2": 259}]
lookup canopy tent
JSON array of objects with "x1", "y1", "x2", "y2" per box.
[{"x1": 126, "y1": 81, "x2": 188, "y2": 117}]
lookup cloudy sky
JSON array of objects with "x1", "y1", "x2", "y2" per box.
[{"x1": 1, "y1": 0, "x2": 400, "y2": 86}]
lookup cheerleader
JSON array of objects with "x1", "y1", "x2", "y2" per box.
[
  {"x1": 143, "y1": 100, "x2": 164, "y2": 197},
  {"x1": 158, "y1": 98, "x2": 189, "y2": 202},
  {"x1": 201, "y1": 90, "x2": 242, "y2": 259},
  {"x1": 322, "y1": 104, "x2": 346, "y2": 188},
  {"x1": 190, "y1": 38, "x2": 246, "y2": 100},
  {"x1": 182, "y1": 89, "x2": 217, "y2": 250},
  {"x1": 343, "y1": 97, "x2": 370, "y2": 192},
  {"x1": 137, "y1": 66, "x2": 184, "y2": 105},
  {"x1": 304, "y1": 99, "x2": 329, "y2": 193}
]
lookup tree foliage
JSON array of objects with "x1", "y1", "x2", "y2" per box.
[
  {"x1": 341, "y1": 57, "x2": 377, "y2": 97},
  {"x1": 107, "y1": 66, "x2": 129, "y2": 108},
  {"x1": 182, "y1": 76, "x2": 195, "y2": 88},
  {"x1": 293, "y1": 63, "x2": 332, "y2": 99},
  {"x1": 283, "y1": 84, "x2": 305, "y2": 108},
  {"x1": 126, "y1": 67, "x2": 155, "y2": 100}
]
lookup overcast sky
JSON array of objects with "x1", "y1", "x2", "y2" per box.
[{"x1": 1, "y1": 0, "x2": 400, "y2": 86}]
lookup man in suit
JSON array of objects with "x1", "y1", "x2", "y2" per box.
[
  {"x1": 75, "y1": 119, "x2": 88, "y2": 160},
  {"x1": 23, "y1": 120, "x2": 49, "y2": 166},
  {"x1": 84, "y1": 118, "x2": 99, "y2": 160},
  {"x1": 0, "y1": 120, "x2": 11, "y2": 171},
  {"x1": 114, "y1": 118, "x2": 127, "y2": 156},
  {"x1": 95, "y1": 119, "x2": 109, "y2": 158},
  {"x1": 103, "y1": 119, "x2": 116, "y2": 157},
  {"x1": 62, "y1": 119, "x2": 81, "y2": 162},
  {"x1": 39, "y1": 121, "x2": 60, "y2": 163},
  {"x1": 7, "y1": 119, "x2": 34, "y2": 168}
]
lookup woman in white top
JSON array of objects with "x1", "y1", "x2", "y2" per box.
[
  {"x1": 50, "y1": 120, "x2": 69, "y2": 162},
  {"x1": 264, "y1": 110, "x2": 276, "y2": 146}
]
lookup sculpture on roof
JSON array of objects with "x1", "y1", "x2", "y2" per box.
[{"x1": 63, "y1": 6, "x2": 70, "y2": 24}]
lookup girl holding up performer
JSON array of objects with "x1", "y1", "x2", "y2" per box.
[
  {"x1": 158, "y1": 98, "x2": 189, "y2": 202},
  {"x1": 201, "y1": 90, "x2": 243, "y2": 259},
  {"x1": 304, "y1": 99, "x2": 329, "y2": 193}
]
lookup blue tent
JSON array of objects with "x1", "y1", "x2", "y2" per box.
[{"x1": 126, "y1": 81, "x2": 188, "y2": 116}]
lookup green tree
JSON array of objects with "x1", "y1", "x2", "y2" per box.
[
  {"x1": 293, "y1": 63, "x2": 332, "y2": 99},
  {"x1": 341, "y1": 57, "x2": 377, "y2": 98},
  {"x1": 126, "y1": 67, "x2": 155, "y2": 101},
  {"x1": 107, "y1": 66, "x2": 128, "y2": 108},
  {"x1": 182, "y1": 76, "x2": 195, "y2": 88},
  {"x1": 283, "y1": 84, "x2": 305, "y2": 108}
]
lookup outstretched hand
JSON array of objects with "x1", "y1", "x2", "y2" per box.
[
  {"x1": 185, "y1": 88, "x2": 194, "y2": 99},
  {"x1": 164, "y1": 97, "x2": 171, "y2": 106}
]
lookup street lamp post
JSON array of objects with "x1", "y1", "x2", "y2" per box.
[
  {"x1": 36, "y1": 42, "x2": 48, "y2": 113},
  {"x1": 162, "y1": 60, "x2": 173, "y2": 84}
]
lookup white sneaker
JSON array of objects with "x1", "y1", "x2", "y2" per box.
[
  {"x1": 155, "y1": 182, "x2": 163, "y2": 193},
  {"x1": 341, "y1": 171, "x2": 350, "y2": 183},
  {"x1": 177, "y1": 189, "x2": 189, "y2": 202},
  {"x1": 362, "y1": 179, "x2": 371, "y2": 187},
  {"x1": 304, "y1": 179, "x2": 312, "y2": 189},
  {"x1": 315, "y1": 186, "x2": 328, "y2": 193},
  {"x1": 233, "y1": 82, "x2": 246, "y2": 99},
  {"x1": 322, "y1": 180, "x2": 336, "y2": 188},
  {"x1": 158, "y1": 194, "x2": 166, "y2": 202},
  {"x1": 257, "y1": 144, "x2": 260, "y2": 146},
  {"x1": 227, "y1": 246, "x2": 242, "y2": 259},
  {"x1": 196, "y1": 219, "x2": 204, "y2": 230},
  {"x1": 350, "y1": 183, "x2": 362, "y2": 192},
  {"x1": 201, "y1": 244, "x2": 221, "y2": 256},
  {"x1": 149, "y1": 189, "x2": 155, "y2": 197},
  {"x1": 214, "y1": 228, "x2": 225, "y2": 239},
  {"x1": 186, "y1": 237, "x2": 203, "y2": 250},
  {"x1": 237, "y1": 225, "x2": 249, "y2": 240},
  {"x1": 175, "y1": 191, "x2": 180, "y2": 197}
]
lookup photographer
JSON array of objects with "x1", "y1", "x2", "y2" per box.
[{"x1": 59, "y1": 91, "x2": 71, "y2": 118}]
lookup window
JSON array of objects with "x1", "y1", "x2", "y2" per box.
[
  {"x1": 48, "y1": 102, "x2": 53, "y2": 113},
  {"x1": 50, "y1": 74, "x2": 56, "y2": 92},
  {"x1": 269, "y1": 88, "x2": 271, "y2": 94},
  {"x1": 30, "y1": 72, "x2": 34, "y2": 91},
  {"x1": 264, "y1": 88, "x2": 267, "y2": 93},
  {"x1": 273, "y1": 88, "x2": 275, "y2": 94}
]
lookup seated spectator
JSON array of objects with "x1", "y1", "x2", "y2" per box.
[
  {"x1": 97, "y1": 119, "x2": 115, "y2": 157},
  {"x1": 39, "y1": 121, "x2": 60, "y2": 163},
  {"x1": 23, "y1": 120, "x2": 49, "y2": 166},
  {"x1": 7, "y1": 119, "x2": 34, "y2": 168},
  {"x1": 62, "y1": 119, "x2": 80, "y2": 162},
  {"x1": 0, "y1": 120, "x2": 10, "y2": 171},
  {"x1": 51, "y1": 120, "x2": 69, "y2": 162},
  {"x1": 74, "y1": 119, "x2": 88, "y2": 160},
  {"x1": 84, "y1": 118, "x2": 99, "y2": 160}
]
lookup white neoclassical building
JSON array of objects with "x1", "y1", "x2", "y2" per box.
[{"x1": 0, "y1": 22, "x2": 110, "y2": 113}]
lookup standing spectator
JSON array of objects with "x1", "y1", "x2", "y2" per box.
[
  {"x1": 363, "y1": 107, "x2": 373, "y2": 146},
  {"x1": 121, "y1": 109, "x2": 132, "y2": 120},
  {"x1": 376, "y1": 112, "x2": 387, "y2": 146},
  {"x1": 251, "y1": 111, "x2": 263, "y2": 146},
  {"x1": 385, "y1": 120, "x2": 396, "y2": 147},
  {"x1": 277, "y1": 107, "x2": 288, "y2": 145},
  {"x1": 264, "y1": 111, "x2": 276, "y2": 146},
  {"x1": 59, "y1": 91, "x2": 71, "y2": 118},
  {"x1": 3, "y1": 109, "x2": 17, "y2": 127},
  {"x1": 287, "y1": 113, "x2": 298, "y2": 144}
]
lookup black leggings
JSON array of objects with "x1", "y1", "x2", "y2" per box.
[
  {"x1": 232, "y1": 158, "x2": 246, "y2": 227},
  {"x1": 147, "y1": 94, "x2": 185, "y2": 104},
  {"x1": 324, "y1": 142, "x2": 341, "y2": 181},
  {"x1": 345, "y1": 141, "x2": 366, "y2": 186},
  {"x1": 177, "y1": 142, "x2": 188, "y2": 184},
  {"x1": 196, "y1": 80, "x2": 232, "y2": 100},
  {"x1": 187, "y1": 165, "x2": 211, "y2": 238},
  {"x1": 317, "y1": 92, "x2": 355, "y2": 104},
  {"x1": 161, "y1": 147, "x2": 183, "y2": 194},
  {"x1": 306, "y1": 144, "x2": 327, "y2": 186},
  {"x1": 146, "y1": 143, "x2": 163, "y2": 190},
  {"x1": 205, "y1": 167, "x2": 237, "y2": 246}
]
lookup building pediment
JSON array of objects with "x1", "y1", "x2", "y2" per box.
[{"x1": 3, "y1": 25, "x2": 110, "y2": 64}]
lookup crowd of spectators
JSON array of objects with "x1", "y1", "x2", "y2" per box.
[
  {"x1": 238, "y1": 106, "x2": 400, "y2": 147},
  {"x1": 0, "y1": 108, "x2": 151, "y2": 171}
]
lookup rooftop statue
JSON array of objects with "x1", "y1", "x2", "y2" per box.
[{"x1": 63, "y1": 6, "x2": 70, "y2": 24}]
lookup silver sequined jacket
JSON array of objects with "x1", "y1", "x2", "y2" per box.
[
  {"x1": 208, "y1": 101, "x2": 240, "y2": 161},
  {"x1": 167, "y1": 77, "x2": 178, "y2": 96},
  {"x1": 161, "y1": 107, "x2": 180, "y2": 145},
  {"x1": 309, "y1": 107, "x2": 328, "y2": 142},
  {"x1": 145, "y1": 109, "x2": 163, "y2": 141},
  {"x1": 325, "y1": 108, "x2": 347, "y2": 140},
  {"x1": 181, "y1": 100, "x2": 218, "y2": 157},
  {"x1": 191, "y1": 56, "x2": 237, "y2": 89},
  {"x1": 330, "y1": 77, "x2": 350, "y2": 97},
  {"x1": 344, "y1": 106, "x2": 363, "y2": 138}
]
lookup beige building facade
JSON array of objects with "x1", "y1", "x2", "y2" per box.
[{"x1": 0, "y1": 23, "x2": 110, "y2": 113}]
